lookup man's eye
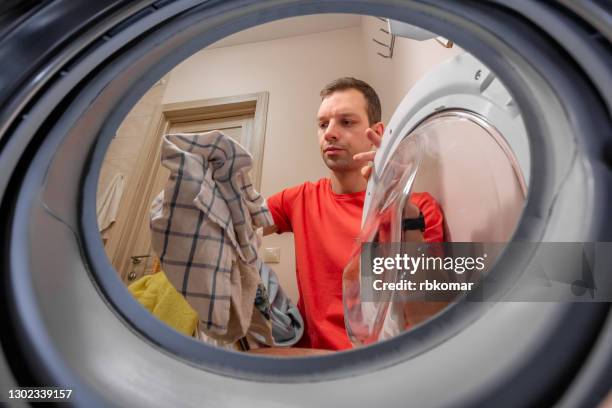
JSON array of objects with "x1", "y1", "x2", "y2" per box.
[
  {"x1": 343, "y1": 120, "x2": 353, "y2": 126},
  {"x1": 319, "y1": 122, "x2": 328, "y2": 129}
]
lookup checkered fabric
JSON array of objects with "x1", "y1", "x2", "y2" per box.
[{"x1": 150, "y1": 131, "x2": 273, "y2": 343}]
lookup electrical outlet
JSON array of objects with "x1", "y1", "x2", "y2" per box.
[{"x1": 263, "y1": 247, "x2": 280, "y2": 263}]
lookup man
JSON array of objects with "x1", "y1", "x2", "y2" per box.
[{"x1": 264, "y1": 78, "x2": 444, "y2": 350}]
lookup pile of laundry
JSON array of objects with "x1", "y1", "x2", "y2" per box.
[{"x1": 133, "y1": 130, "x2": 302, "y2": 348}]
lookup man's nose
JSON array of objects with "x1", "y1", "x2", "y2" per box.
[{"x1": 323, "y1": 120, "x2": 339, "y2": 141}]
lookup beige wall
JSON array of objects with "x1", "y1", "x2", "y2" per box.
[{"x1": 163, "y1": 26, "x2": 368, "y2": 301}]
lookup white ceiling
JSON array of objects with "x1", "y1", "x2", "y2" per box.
[{"x1": 208, "y1": 14, "x2": 363, "y2": 49}]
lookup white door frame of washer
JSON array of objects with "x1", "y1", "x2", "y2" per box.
[{"x1": 365, "y1": 52, "x2": 530, "y2": 218}]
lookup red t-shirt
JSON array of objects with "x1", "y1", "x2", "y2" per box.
[{"x1": 267, "y1": 178, "x2": 444, "y2": 350}]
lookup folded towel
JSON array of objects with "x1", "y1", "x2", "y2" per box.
[{"x1": 128, "y1": 272, "x2": 198, "y2": 337}]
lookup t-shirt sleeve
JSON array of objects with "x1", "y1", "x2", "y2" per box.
[
  {"x1": 411, "y1": 192, "x2": 445, "y2": 243},
  {"x1": 266, "y1": 185, "x2": 302, "y2": 234}
]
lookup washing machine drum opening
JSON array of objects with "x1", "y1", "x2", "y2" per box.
[
  {"x1": 1, "y1": 1, "x2": 612, "y2": 407},
  {"x1": 344, "y1": 111, "x2": 528, "y2": 346}
]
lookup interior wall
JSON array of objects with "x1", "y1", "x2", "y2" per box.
[{"x1": 162, "y1": 26, "x2": 368, "y2": 302}]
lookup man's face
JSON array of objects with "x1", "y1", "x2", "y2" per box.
[{"x1": 317, "y1": 89, "x2": 375, "y2": 172}]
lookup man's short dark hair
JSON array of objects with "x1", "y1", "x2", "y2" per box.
[{"x1": 320, "y1": 77, "x2": 382, "y2": 125}]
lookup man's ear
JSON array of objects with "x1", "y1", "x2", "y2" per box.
[{"x1": 374, "y1": 122, "x2": 385, "y2": 138}]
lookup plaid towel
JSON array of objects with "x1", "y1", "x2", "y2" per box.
[{"x1": 150, "y1": 131, "x2": 273, "y2": 343}]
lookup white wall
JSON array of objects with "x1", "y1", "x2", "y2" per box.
[{"x1": 163, "y1": 26, "x2": 367, "y2": 301}]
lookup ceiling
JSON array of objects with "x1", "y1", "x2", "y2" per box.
[{"x1": 208, "y1": 14, "x2": 363, "y2": 49}]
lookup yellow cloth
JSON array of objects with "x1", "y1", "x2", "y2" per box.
[{"x1": 128, "y1": 272, "x2": 198, "y2": 337}]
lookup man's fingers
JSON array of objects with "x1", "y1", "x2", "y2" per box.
[
  {"x1": 354, "y1": 128, "x2": 382, "y2": 162},
  {"x1": 353, "y1": 150, "x2": 376, "y2": 162},
  {"x1": 356, "y1": 128, "x2": 382, "y2": 181},
  {"x1": 360, "y1": 164, "x2": 373, "y2": 179}
]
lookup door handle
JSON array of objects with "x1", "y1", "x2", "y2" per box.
[{"x1": 130, "y1": 255, "x2": 151, "y2": 265}]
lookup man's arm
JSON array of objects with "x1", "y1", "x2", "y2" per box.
[
  {"x1": 262, "y1": 224, "x2": 278, "y2": 236},
  {"x1": 266, "y1": 186, "x2": 297, "y2": 236}
]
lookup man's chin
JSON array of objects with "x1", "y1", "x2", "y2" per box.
[{"x1": 322, "y1": 157, "x2": 357, "y2": 172}]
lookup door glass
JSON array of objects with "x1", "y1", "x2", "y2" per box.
[{"x1": 343, "y1": 110, "x2": 528, "y2": 346}]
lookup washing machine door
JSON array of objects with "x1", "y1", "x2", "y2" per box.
[
  {"x1": 365, "y1": 52, "x2": 529, "y2": 219},
  {"x1": 344, "y1": 53, "x2": 531, "y2": 345}
]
